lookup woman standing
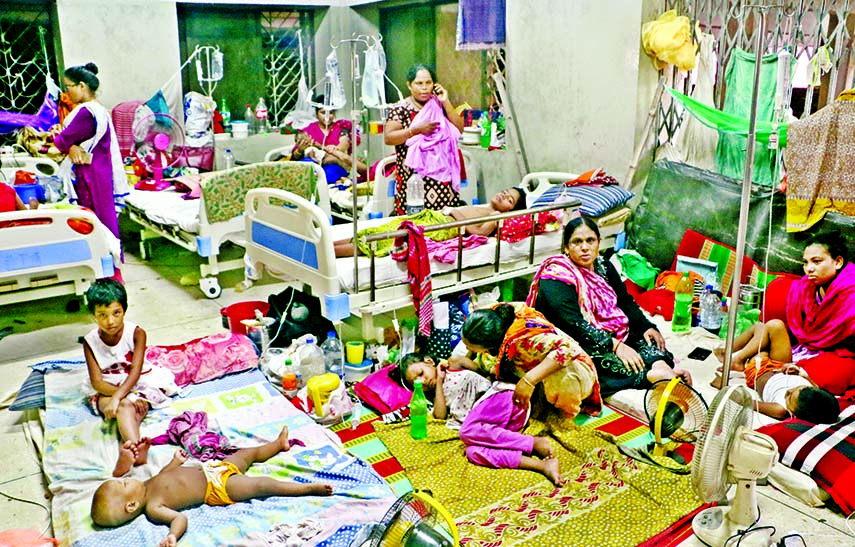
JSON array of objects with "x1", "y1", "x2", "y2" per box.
[
  {"x1": 385, "y1": 64, "x2": 465, "y2": 215},
  {"x1": 461, "y1": 303, "x2": 602, "y2": 419},
  {"x1": 527, "y1": 216, "x2": 691, "y2": 397},
  {"x1": 52, "y1": 63, "x2": 128, "y2": 242}
]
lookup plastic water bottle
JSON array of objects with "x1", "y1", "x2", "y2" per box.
[
  {"x1": 671, "y1": 272, "x2": 693, "y2": 333},
  {"x1": 409, "y1": 378, "x2": 428, "y2": 440},
  {"x1": 223, "y1": 149, "x2": 235, "y2": 170},
  {"x1": 699, "y1": 285, "x2": 723, "y2": 331},
  {"x1": 255, "y1": 97, "x2": 269, "y2": 133},
  {"x1": 405, "y1": 173, "x2": 425, "y2": 214},
  {"x1": 220, "y1": 98, "x2": 231, "y2": 132},
  {"x1": 245, "y1": 104, "x2": 255, "y2": 134},
  {"x1": 299, "y1": 336, "x2": 325, "y2": 382},
  {"x1": 320, "y1": 331, "x2": 344, "y2": 380}
]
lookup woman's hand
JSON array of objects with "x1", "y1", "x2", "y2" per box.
[
  {"x1": 615, "y1": 342, "x2": 645, "y2": 374},
  {"x1": 410, "y1": 120, "x2": 439, "y2": 136},
  {"x1": 513, "y1": 376, "x2": 536, "y2": 407},
  {"x1": 295, "y1": 133, "x2": 314, "y2": 151},
  {"x1": 643, "y1": 328, "x2": 666, "y2": 351},
  {"x1": 433, "y1": 83, "x2": 449, "y2": 103},
  {"x1": 68, "y1": 145, "x2": 91, "y2": 165}
]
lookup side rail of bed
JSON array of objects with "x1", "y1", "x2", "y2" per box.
[
  {"x1": 0, "y1": 208, "x2": 115, "y2": 306},
  {"x1": 244, "y1": 188, "x2": 346, "y2": 318}
]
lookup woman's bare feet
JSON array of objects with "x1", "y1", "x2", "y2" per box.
[
  {"x1": 540, "y1": 457, "x2": 567, "y2": 487},
  {"x1": 531, "y1": 437, "x2": 554, "y2": 460},
  {"x1": 134, "y1": 437, "x2": 151, "y2": 466},
  {"x1": 113, "y1": 442, "x2": 136, "y2": 477}
]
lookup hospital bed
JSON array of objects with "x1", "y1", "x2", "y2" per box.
[
  {"x1": 123, "y1": 161, "x2": 328, "y2": 298},
  {"x1": 0, "y1": 206, "x2": 119, "y2": 306},
  {"x1": 243, "y1": 184, "x2": 580, "y2": 337}
]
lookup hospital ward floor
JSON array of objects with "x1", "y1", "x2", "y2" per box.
[{"x1": 0, "y1": 234, "x2": 853, "y2": 545}]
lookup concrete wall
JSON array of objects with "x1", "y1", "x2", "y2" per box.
[
  {"x1": 56, "y1": 0, "x2": 181, "y2": 110},
  {"x1": 505, "y1": 0, "x2": 644, "y2": 180}
]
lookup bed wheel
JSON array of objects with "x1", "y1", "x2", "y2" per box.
[{"x1": 200, "y1": 277, "x2": 222, "y2": 299}]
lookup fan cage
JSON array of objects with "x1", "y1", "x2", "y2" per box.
[
  {"x1": 371, "y1": 493, "x2": 449, "y2": 547},
  {"x1": 132, "y1": 112, "x2": 185, "y2": 171},
  {"x1": 691, "y1": 385, "x2": 753, "y2": 502},
  {"x1": 644, "y1": 379, "x2": 708, "y2": 444}
]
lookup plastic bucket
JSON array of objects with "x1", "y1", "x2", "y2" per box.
[{"x1": 221, "y1": 300, "x2": 270, "y2": 335}]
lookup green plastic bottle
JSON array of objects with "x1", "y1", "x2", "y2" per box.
[
  {"x1": 220, "y1": 98, "x2": 231, "y2": 131},
  {"x1": 409, "y1": 378, "x2": 428, "y2": 440},
  {"x1": 671, "y1": 271, "x2": 693, "y2": 333}
]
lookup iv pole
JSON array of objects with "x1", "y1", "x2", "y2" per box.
[{"x1": 720, "y1": 4, "x2": 784, "y2": 388}]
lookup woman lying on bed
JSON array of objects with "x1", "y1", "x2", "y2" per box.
[{"x1": 333, "y1": 186, "x2": 526, "y2": 257}]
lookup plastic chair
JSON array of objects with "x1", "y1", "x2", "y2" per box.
[
  {"x1": 364, "y1": 155, "x2": 397, "y2": 218},
  {"x1": 458, "y1": 148, "x2": 480, "y2": 204},
  {"x1": 264, "y1": 145, "x2": 292, "y2": 162}
]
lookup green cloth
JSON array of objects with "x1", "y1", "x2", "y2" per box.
[
  {"x1": 714, "y1": 48, "x2": 788, "y2": 186},
  {"x1": 356, "y1": 208, "x2": 457, "y2": 257},
  {"x1": 615, "y1": 249, "x2": 660, "y2": 290}
]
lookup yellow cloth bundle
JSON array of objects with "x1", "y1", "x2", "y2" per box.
[{"x1": 642, "y1": 10, "x2": 697, "y2": 71}]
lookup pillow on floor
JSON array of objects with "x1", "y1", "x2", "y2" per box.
[
  {"x1": 9, "y1": 369, "x2": 45, "y2": 411},
  {"x1": 757, "y1": 404, "x2": 855, "y2": 514},
  {"x1": 353, "y1": 365, "x2": 412, "y2": 415}
]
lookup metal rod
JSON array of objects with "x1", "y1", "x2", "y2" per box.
[{"x1": 721, "y1": 6, "x2": 769, "y2": 389}]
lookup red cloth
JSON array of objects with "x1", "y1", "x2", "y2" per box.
[
  {"x1": 0, "y1": 182, "x2": 18, "y2": 212},
  {"x1": 391, "y1": 220, "x2": 433, "y2": 335},
  {"x1": 799, "y1": 351, "x2": 855, "y2": 396},
  {"x1": 636, "y1": 288, "x2": 676, "y2": 320},
  {"x1": 761, "y1": 275, "x2": 795, "y2": 323}
]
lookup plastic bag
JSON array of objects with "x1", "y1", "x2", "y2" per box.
[
  {"x1": 323, "y1": 49, "x2": 347, "y2": 111},
  {"x1": 361, "y1": 39, "x2": 387, "y2": 109}
]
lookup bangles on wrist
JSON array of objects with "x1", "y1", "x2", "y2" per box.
[{"x1": 521, "y1": 376, "x2": 536, "y2": 389}]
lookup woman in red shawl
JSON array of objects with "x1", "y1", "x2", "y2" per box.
[{"x1": 717, "y1": 231, "x2": 855, "y2": 395}]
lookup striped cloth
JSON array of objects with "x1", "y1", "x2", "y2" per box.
[
  {"x1": 391, "y1": 220, "x2": 433, "y2": 335},
  {"x1": 532, "y1": 184, "x2": 634, "y2": 217}
]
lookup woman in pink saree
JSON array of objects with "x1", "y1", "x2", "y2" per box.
[{"x1": 718, "y1": 231, "x2": 855, "y2": 395}]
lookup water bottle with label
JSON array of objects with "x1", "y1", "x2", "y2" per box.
[
  {"x1": 245, "y1": 104, "x2": 255, "y2": 134},
  {"x1": 255, "y1": 97, "x2": 269, "y2": 134},
  {"x1": 671, "y1": 272, "x2": 693, "y2": 333},
  {"x1": 220, "y1": 98, "x2": 231, "y2": 132},
  {"x1": 699, "y1": 284, "x2": 723, "y2": 331},
  {"x1": 409, "y1": 378, "x2": 428, "y2": 440},
  {"x1": 405, "y1": 173, "x2": 425, "y2": 214}
]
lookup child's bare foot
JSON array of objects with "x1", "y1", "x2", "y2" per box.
[
  {"x1": 134, "y1": 437, "x2": 151, "y2": 466},
  {"x1": 113, "y1": 442, "x2": 136, "y2": 477},
  {"x1": 542, "y1": 457, "x2": 566, "y2": 487},
  {"x1": 531, "y1": 437, "x2": 554, "y2": 460},
  {"x1": 714, "y1": 346, "x2": 726, "y2": 363},
  {"x1": 305, "y1": 483, "x2": 333, "y2": 496},
  {"x1": 277, "y1": 426, "x2": 291, "y2": 453},
  {"x1": 674, "y1": 368, "x2": 693, "y2": 385}
]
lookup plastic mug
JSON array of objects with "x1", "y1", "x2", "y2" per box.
[{"x1": 345, "y1": 341, "x2": 365, "y2": 364}]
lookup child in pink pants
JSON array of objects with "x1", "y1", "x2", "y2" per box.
[{"x1": 393, "y1": 353, "x2": 567, "y2": 487}]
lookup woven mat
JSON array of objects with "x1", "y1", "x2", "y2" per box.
[{"x1": 334, "y1": 406, "x2": 704, "y2": 547}]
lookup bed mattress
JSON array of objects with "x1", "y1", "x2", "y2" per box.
[
  {"x1": 328, "y1": 219, "x2": 563, "y2": 291},
  {"x1": 124, "y1": 187, "x2": 201, "y2": 234}
]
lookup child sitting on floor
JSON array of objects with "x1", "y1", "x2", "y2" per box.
[
  {"x1": 392, "y1": 352, "x2": 567, "y2": 487},
  {"x1": 90, "y1": 426, "x2": 333, "y2": 547},
  {"x1": 83, "y1": 279, "x2": 179, "y2": 477},
  {"x1": 714, "y1": 352, "x2": 839, "y2": 423}
]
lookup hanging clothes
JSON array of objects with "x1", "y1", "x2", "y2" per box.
[
  {"x1": 672, "y1": 32, "x2": 719, "y2": 171},
  {"x1": 715, "y1": 48, "x2": 789, "y2": 186},
  {"x1": 641, "y1": 10, "x2": 697, "y2": 71},
  {"x1": 456, "y1": 0, "x2": 506, "y2": 51},
  {"x1": 784, "y1": 97, "x2": 855, "y2": 231},
  {"x1": 404, "y1": 96, "x2": 462, "y2": 191}
]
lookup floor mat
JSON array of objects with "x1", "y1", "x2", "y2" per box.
[{"x1": 371, "y1": 406, "x2": 703, "y2": 547}]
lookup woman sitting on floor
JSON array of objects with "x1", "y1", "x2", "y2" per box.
[
  {"x1": 333, "y1": 186, "x2": 526, "y2": 257},
  {"x1": 526, "y1": 216, "x2": 692, "y2": 397},
  {"x1": 715, "y1": 231, "x2": 855, "y2": 396},
  {"x1": 460, "y1": 302, "x2": 602, "y2": 419}
]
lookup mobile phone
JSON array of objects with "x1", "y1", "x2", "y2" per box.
[{"x1": 687, "y1": 347, "x2": 713, "y2": 361}]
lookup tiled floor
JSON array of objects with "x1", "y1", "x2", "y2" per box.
[{"x1": 0, "y1": 229, "x2": 853, "y2": 545}]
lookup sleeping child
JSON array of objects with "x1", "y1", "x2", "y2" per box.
[
  {"x1": 332, "y1": 186, "x2": 527, "y2": 257},
  {"x1": 715, "y1": 352, "x2": 839, "y2": 423},
  {"x1": 90, "y1": 426, "x2": 333, "y2": 547},
  {"x1": 83, "y1": 279, "x2": 179, "y2": 476},
  {"x1": 392, "y1": 352, "x2": 567, "y2": 487}
]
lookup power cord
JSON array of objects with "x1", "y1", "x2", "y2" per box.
[{"x1": 0, "y1": 486, "x2": 52, "y2": 539}]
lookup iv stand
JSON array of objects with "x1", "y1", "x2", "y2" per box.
[{"x1": 720, "y1": 4, "x2": 781, "y2": 388}]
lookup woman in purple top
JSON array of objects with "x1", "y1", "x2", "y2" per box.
[{"x1": 52, "y1": 63, "x2": 128, "y2": 241}]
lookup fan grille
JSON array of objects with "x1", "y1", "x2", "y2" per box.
[
  {"x1": 644, "y1": 379, "x2": 708, "y2": 443},
  {"x1": 691, "y1": 385, "x2": 753, "y2": 501},
  {"x1": 372, "y1": 493, "x2": 452, "y2": 547}
]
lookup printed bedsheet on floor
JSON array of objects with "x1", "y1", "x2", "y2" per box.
[
  {"x1": 42, "y1": 362, "x2": 396, "y2": 547},
  {"x1": 373, "y1": 406, "x2": 704, "y2": 547}
]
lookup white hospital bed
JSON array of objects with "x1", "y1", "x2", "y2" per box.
[
  {"x1": 243, "y1": 187, "x2": 579, "y2": 337},
  {"x1": 123, "y1": 161, "x2": 328, "y2": 298},
  {"x1": 0, "y1": 207, "x2": 119, "y2": 306}
]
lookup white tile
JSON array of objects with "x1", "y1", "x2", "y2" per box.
[{"x1": 0, "y1": 472, "x2": 51, "y2": 534}]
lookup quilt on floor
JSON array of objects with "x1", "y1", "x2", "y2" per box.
[
  {"x1": 372, "y1": 406, "x2": 703, "y2": 547},
  {"x1": 43, "y1": 362, "x2": 395, "y2": 547}
]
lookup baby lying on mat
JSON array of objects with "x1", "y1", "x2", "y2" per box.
[{"x1": 91, "y1": 426, "x2": 333, "y2": 547}]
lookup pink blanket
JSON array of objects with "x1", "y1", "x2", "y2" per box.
[
  {"x1": 144, "y1": 332, "x2": 258, "y2": 387},
  {"x1": 404, "y1": 96, "x2": 462, "y2": 191}
]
